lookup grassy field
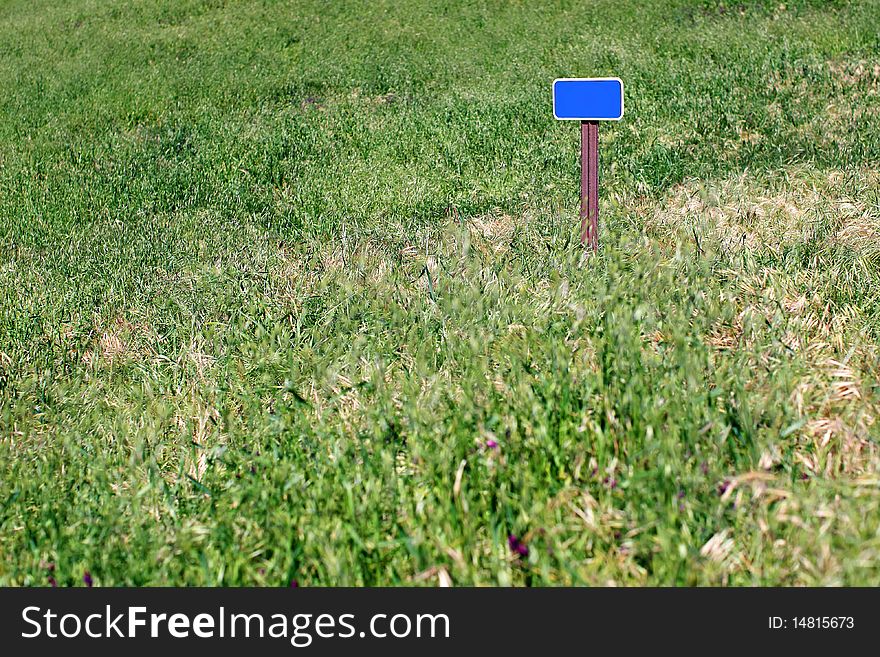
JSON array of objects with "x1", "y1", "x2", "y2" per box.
[{"x1": 1, "y1": 0, "x2": 879, "y2": 586}]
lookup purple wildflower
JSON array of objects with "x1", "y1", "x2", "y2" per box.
[
  {"x1": 83, "y1": 571, "x2": 93, "y2": 587},
  {"x1": 289, "y1": 579, "x2": 299, "y2": 588},
  {"x1": 718, "y1": 480, "x2": 730, "y2": 496},
  {"x1": 507, "y1": 534, "x2": 529, "y2": 558},
  {"x1": 677, "y1": 490, "x2": 685, "y2": 499},
  {"x1": 603, "y1": 476, "x2": 617, "y2": 489},
  {"x1": 47, "y1": 576, "x2": 57, "y2": 587},
  {"x1": 485, "y1": 439, "x2": 498, "y2": 449}
]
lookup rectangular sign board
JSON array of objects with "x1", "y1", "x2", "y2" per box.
[{"x1": 553, "y1": 78, "x2": 624, "y2": 121}]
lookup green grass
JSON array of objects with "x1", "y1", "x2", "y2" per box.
[{"x1": 1, "y1": 0, "x2": 879, "y2": 586}]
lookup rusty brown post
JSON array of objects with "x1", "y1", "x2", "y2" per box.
[{"x1": 580, "y1": 120, "x2": 599, "y2": 250}]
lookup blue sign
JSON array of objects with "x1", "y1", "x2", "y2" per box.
[{"x1": 553, "y1": 78, "x2": 624, "y2": 121}]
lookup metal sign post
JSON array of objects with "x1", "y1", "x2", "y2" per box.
[
  {"x1": 552, "y1": 78, "x2": 624, "y2": 251},
  {"x1": 580, "y1": 120, "x2": 599, "y2": 250}
]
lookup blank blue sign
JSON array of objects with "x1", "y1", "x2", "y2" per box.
[{"x1": 553, "y1": 78, "x2": 624, "y2": 121}]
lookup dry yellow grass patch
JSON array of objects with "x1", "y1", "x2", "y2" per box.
[
  {"x1": 706, "y1": 315, "x2": 743, "y2": 352},
  {"x1": 468, "y1": 211, "x2": 518, "y2": 256},
  {"x1": 82, "y1": 316, "x2": 155, "y2": 366},
  {"x1": 797, "y1": 356, "x2": 878, "y2": 476},
  {"x1": 826, "y1": 59, "x2": 880, "y2": 88},
  {"x1": 648, "y1": 169, "x2": 880, "y2": 480},
  {"x1": 274, "y1": 233, "x2": 396, "y2": 306},
  {"x1": 644, "y1": 167, "x2": 879, "y2": 255}
]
